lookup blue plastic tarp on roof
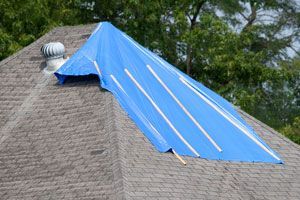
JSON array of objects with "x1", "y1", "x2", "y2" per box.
[{"x1": 55, "y1": 22, "x2": 282, "y2": 163}]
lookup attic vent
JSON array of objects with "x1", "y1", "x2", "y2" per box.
[{"x1": 41, "y1": 42, "x2": 67, "y2": 74}]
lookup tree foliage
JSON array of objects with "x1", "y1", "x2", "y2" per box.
[
  {"x1": 0, "y1": 0, "x2": 299, "y2": 144},
  {"x1": 281, "y1": 117, "x2": 300, "y2": 144},
  {"x1": 0, "y1": 0, "x2": 82, "y2": 60}
]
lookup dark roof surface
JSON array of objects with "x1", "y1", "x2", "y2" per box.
[{"x1": 0, "y1": 24, "x2": 299, "y2": 200}]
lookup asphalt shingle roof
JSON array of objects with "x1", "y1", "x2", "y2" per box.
[{"x1": 0, "y1": 24, "x2": 299, "y2": 200}]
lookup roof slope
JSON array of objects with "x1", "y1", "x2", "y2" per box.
[{"x1": 0, "y1": 24, "x2": 299, "y2": 200}]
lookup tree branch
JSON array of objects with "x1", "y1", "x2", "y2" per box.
[
  {"x1": 186, "y1": 12, "x2": 192, "y2": 22},
  {"x1": 242, "y1": 2, "x2": 257, "y2": 32},
  {"x1": 288, "y1": 44, "x2": 300, "y2": 57},
  {"x1": 238, "y1": 11, "x2": 248, "y2": 21}
]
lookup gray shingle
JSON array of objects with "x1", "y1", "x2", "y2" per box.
[{"x1": 0, "y1": 24, "x2": 299, "y2": 200}]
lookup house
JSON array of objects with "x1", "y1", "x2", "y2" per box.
[{"x1": 0, "y1": 23, "x2": 299, "y2": 199}]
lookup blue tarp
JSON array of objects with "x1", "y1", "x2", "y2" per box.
[{"x1": 55, "y1": 22, "x2": 282, "y2": 163}]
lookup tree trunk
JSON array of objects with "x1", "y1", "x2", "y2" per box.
[
  {"x1": 186, "y1": 45, "x2": 192, "y2": 75},
  {"x1": 186, "y1": 1, "x2": 205, "y2": 75}
]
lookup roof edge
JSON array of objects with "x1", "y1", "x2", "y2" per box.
[{"x1": 238, "y1": 108, "x2": 300, "y2": 150}]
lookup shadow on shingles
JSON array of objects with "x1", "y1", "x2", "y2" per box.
[
  {"x1": 53, "y1": 74, "x2": 107, "y2": 91},
  {"x1": 39, "y1": 61, "x2": 47, "y2": 71}
]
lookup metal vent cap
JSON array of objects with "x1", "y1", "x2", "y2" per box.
[{"x1": 41, "y1": 42, "x2": 65, "y2": 60}]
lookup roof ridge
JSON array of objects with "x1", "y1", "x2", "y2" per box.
[
  {"x1": 53, "y1": 23, "x2": 97, "y2": 30},
  {"x1": 104, "y1": 91, "x2": 128, "y2": 199}
]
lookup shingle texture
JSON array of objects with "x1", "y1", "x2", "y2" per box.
[{"x1": 0, "y1": 24, "x2": 299, "y2": 200}]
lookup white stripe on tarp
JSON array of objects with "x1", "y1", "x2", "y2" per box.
[
  {"x1": 146, "y1": 64, "x2": 222, "y2": 152},
  {"x1": 124, "y1": 68, "x2": 200, "y2": 157},
  {"x1": 110, "y1": 74, "x2": 126, "y2": 94},
  {"x1": 180, "y1": 77, "x2": 281, "y2": 161},
  {"x1": 179, "y1": 76, "x2": 249, "y2": 131},
  {"x1": 91, "y1": 23, "x2": 102, "y2": 36},
  {"x1": 110, "y1": 74, "x2": 171, "y2": 150},
  {"x1": 93, "y1": 61, "x2": 102, "y2": 78}
]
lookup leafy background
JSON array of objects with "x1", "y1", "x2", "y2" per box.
[{"x1": 0, "y1": 0, "x2": 299, "y2": 144}]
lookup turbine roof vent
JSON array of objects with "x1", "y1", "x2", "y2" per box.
[
  {"x1": 41, "y1": 42, "x2": 67, "y2": 74},
  {"x1": 41, "y1": 42, "x2": 65, "y2": 60}
]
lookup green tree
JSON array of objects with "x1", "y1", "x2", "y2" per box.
[
  {"x1": 0, "y1": 28, "x2": 21, "y2": 60},
  {"x1": 0, "y1": 0, "x2": 83, "y2": 60},
  {"x1": 280, "y1": 117, "x2": 300, "y2": 144}
]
